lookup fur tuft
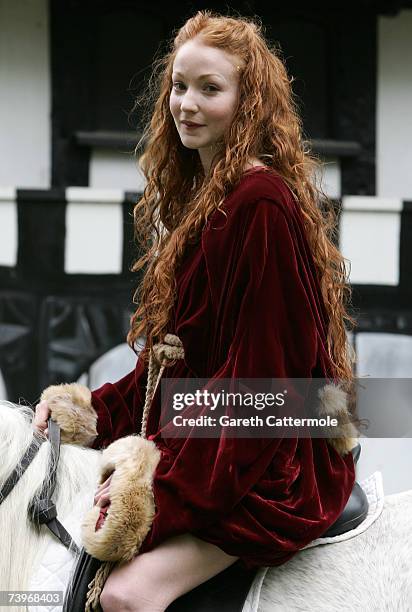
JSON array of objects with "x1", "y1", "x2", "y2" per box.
[
  {"x1": 81, "y1": 435, "x2": 161, "y2": 562},
  {"x1": 317, "y1": 384, "x2": 358, "y2": 456},
  {"x1": 41, "y1": 383, "x2": 97, "y2": 446}
]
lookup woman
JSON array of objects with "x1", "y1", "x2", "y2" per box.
[{"x1": 34, "y1": 10, "x2": 358, "y2": 612}]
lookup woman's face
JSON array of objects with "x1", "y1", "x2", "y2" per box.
[{"x1": 170, "y1": 39, "x2": 241, "y2": 171}]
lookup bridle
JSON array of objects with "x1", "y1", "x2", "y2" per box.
[{"x1": 0, "y1": 417, "x2": 80, "y2": 555}]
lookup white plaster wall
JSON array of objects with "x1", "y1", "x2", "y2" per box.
[
  {"x1": 0, "y1": 0, "x2": 50, "y2": 188},
  {"x1": 91, "y1": 151, "x2": 340, "y2": 198},
  {"x1": 377, "y1": 10, "x2": 412, "y2": 199},
  {"x1": 65, "y1": 188, "x2": 124, "y2": 274},
  {"x1": 89, "y1": 149, "x2": 146, "y2": 192},
  {"x1": 315, "y1": 157, "x2": 341, "y2": 200},
  {"x1": 0, "y1": 187, "x2": 17, "y2": 266},
  {"x1": 340, "y1": 196, "x2": 401, "y2": 285}
]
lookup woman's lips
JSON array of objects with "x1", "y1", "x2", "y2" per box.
[{"x1": 182, "y1": 123, "x2": 204, "y2": 129}]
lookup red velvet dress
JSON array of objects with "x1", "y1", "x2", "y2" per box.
[{"x1": 90, "y1": 167, "x2": 355, "y2": 569}]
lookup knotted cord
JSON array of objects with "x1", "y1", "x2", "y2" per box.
[
  {"x1": 84, "y1": 334, "x2": 184, "y2": 611},
  {"x1": 140, "y1": 333, "x2": 185, "y2": 439}
]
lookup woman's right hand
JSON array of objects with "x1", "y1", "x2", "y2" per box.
[{"x1": 33, "y1": 400, "x2": 51, "y2": 438}]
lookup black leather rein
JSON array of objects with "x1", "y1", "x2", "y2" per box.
[{"x1": 0, "y1": 417, "x2": 80, "y2": 555}]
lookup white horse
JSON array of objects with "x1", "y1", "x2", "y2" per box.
[{"x1": 1, "y1": 400, "x2": 412, "y2": 612}]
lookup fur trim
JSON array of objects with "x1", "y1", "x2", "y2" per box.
[
  {"x1": 317, "y1": 383, "x2": 358, "y2": 456},
  {"x1": 81, "y1": 435, "x2": 161, "y2": 562},
  {"x1": 40, "y1": 383, "x2": 97, "y2": 446}
]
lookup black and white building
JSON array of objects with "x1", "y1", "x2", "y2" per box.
[{"x1": 1, "y1": 1, "x2": 412, "y2": 491}]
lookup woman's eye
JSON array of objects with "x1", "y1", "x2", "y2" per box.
[{"x1": 172, "y1": 82, "x2": 218, "y2": 93}]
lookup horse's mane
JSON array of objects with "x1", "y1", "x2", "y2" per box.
[{"x1": 0, "y1": 401, "x2": 100, "y2": 594}]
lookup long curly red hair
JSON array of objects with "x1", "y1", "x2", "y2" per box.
[{"x1": 127, "y1": 9, "x2": 356, "y2": 385}]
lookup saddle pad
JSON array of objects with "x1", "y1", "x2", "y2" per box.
[
  {"x1": 304, "y1": 470, "x2": 384, "y2": 548},
  {"x1": 28, "y1": 494, "x2": 89, "y2": 612},
  {"x1": 242, "y1": 471, "x2": 384, "y2": 612}
]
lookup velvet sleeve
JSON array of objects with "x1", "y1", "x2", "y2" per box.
[
  {"x1": 139, "y1": 198, "x2": 323, "y2": 557},
  {"x1": 90, "y1": 357, "x2": 147, "y2": 449}
]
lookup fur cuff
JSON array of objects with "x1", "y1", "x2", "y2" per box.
[
  {"x1": 81, "y1": 435, "x2": 161, "y2": 563},
  {"x1": 317, "y1": 383, "x2": 359, "y2": 456},
  {"x1": 40, "y1": 383, "x2": 97, "y2": 446}
]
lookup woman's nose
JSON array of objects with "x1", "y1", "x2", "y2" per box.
[{"x1": 180, "y1": 92, "x2": 199, "y2": 113}]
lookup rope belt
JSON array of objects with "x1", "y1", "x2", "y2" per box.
[{"x1": 85, "y1": 333, "x2": 184, "y2": 611}]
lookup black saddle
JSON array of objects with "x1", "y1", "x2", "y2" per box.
[
  {"x1": 320, "y1": 443, "x2": 369, "y2": 538},
  {"x1": 167, "y1": 443, "x2": 368, "y2": 612}
]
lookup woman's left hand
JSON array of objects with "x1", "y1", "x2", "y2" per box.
[{"x1": 94, "y1": 474, "x2": 113, "y2": 507}]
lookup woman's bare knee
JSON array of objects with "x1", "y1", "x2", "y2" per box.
[
  {"x1": 100, "y1": 583, "x2": 128, "y2": 612},
  {"x1": 100, "y1": 556, "x2": 171, "y2": 612},
  {"x1": 99, "y1": 534, "x2": 238, "y2": 611},
  {"x1": 132, "y1": 534, "x2": 238, "y2": 604},
  {"x1": 100, "y1": 577, "x2": 165, "y2": 612}
]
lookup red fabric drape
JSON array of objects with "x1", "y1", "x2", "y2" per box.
[{"x1": 91, "y1": 168, "x2": 355, "y2": 569}]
